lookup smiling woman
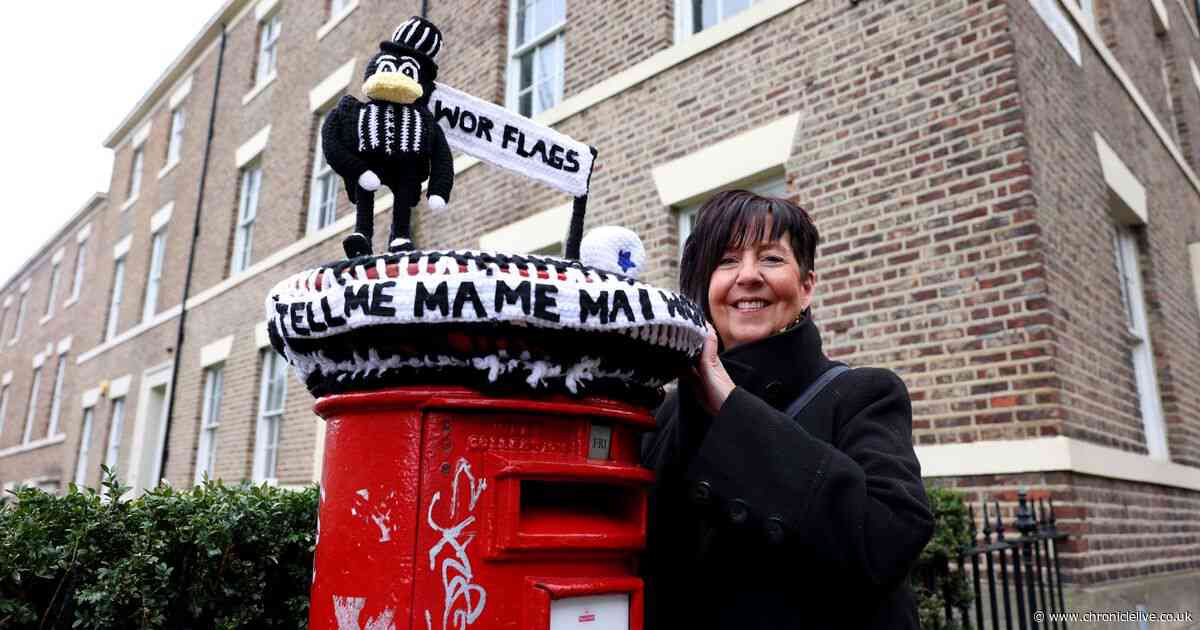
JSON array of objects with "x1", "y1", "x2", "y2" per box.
[{"x1": 640, "y1": 190, "x2": 934, "y2": 630}]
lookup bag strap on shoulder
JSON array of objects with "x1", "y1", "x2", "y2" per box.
[{"x1": 784, "y1": 364, "x2": 850, "y2": 420}]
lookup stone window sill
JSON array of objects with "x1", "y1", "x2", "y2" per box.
[
  {"x1": 242, "y1": 74, "x2": 277, "y2": 106},
  {"x1": 317, "y1": 1, "x2": 359, "y2": 41}
]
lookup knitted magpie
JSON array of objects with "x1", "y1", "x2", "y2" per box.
[{"x1": 322, "y1": 17, "x2": 454, "y2": 257}]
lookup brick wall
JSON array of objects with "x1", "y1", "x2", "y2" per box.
[
  {"x1": 1010, "y1": 0, "x2": 1200, "y2": 466},
  {"x1": 788, "y1": 0, "x2": 1053, "y2": 445},
  {"x1": 2, "y1": 0, "x2": 1200, "y2": 592},
  {"x1": 0, "y1": 196, "x2": 105, "y2": 488}
]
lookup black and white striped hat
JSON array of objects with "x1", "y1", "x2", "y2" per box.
[{"x1": 389, "y1": 16, "x2": 443, "y2": 60}]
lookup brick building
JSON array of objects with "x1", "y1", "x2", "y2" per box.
[{"x1": 2, "y1": 0, "x2": 1199, "y2": 613}]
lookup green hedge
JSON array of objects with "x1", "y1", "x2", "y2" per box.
[
  {"x1": 911, "y1": 485, "x2": 975, "y2": 630},
  {"x1": 0, "y1": 470, "x2": 316, "y2": 629},
  {"x1": 2, "y1": 473, "x2": 971, "y2": 629}
]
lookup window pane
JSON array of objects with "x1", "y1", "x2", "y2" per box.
[
  {"x1": 74, "y1": 408, "x2": 94, "y2": 486},
  {"x1": 310, "y1": 112, "x2": 339, "y2": 232},
  {"x1": 724, "y1": 0, "x2": 751, "y2": 17},
  {"x1": 22, "y1": 368, "x2": 41, "y2": 444},
  {"x1": 143, "y1": 233, "x2": 165, "y2": 321},
  {"x1": 45, "y1": 264, "x2": 60, "y2": 316},
  {"x1": 106, "y1": 259, "x2": 125, "y2": 340},
  {"x1": 105, "y1": 399, "x2": 125, "y2": 470},
  {"x1": 70, "y1": 241, "x2": 87, "y2": 300},
  {"x1": 167, "y1": 109, "x2": 185, "y2": 164},
  {"x1": 129, "y1": 148, "x2": 144, "y2": 198},
  {"x1": 517, "y1": 0, "x2": 534, "y2": 45},
  {"x1": 519, "y1": 53, "x2": 535, "y2": 91},
  {"x1": 197, "y1": 367, "x2": 224, "y2": 483},
  {"x1": 538, "y1": 0, "x2": 565, "y2": 33},
  {"x1": 264, "y1": 416, "x2": 279, "y2": 479},
  {"x1": 47, "y1": 356, "x2": 66, "y2": 437}
]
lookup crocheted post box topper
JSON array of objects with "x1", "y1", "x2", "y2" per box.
[
  {"x1": 265, "y1": 236, "x2": 707, "y2": 403},
  {"x1": 272, "y1": 18, "x2": 706, "y2": 401},
  {"x1": 322, "y1": 16, "x2": 454, "y2": 258}
]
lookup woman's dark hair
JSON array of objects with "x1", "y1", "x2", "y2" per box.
[{"x1": 679, "y1": 189, "x2": 819, "y2": 320}]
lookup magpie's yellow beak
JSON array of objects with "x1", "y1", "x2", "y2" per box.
[{"x1": 363, "y1": 73, "x2": 423, "y2": 104}]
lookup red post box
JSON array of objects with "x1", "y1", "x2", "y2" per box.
[
  {"x1": 308, "y1": 387, "x2": 653, "y2": 630},
  {"x1": 265, "y1": 248, "x2": 706, "y2": 630}
]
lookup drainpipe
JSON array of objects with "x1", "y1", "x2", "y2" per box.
[{"x1": 158, "y1": 24, "x2": 228, "y2": 482}]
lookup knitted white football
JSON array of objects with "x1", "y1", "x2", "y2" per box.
[{"x1": 580, "y1": 226, "x2": 646, "y2": 279}]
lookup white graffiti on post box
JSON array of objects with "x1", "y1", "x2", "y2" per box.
[{"x1": 424, "y1": 457, "x2": 488, "y2": 630}]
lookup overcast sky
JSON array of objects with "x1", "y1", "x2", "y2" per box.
[{"x1": 0, "y1": 1, "x2": 226, "y2": 288}]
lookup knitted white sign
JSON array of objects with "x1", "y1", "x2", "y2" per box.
[{"x1": 427, "y1": 83, "x2": 595, "y2": 197}]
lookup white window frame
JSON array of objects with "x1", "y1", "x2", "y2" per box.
[
  {"x1": 44, "y1": 262, "x2": 61, "y2": 320},
  {"x1": 506, "y1": 0, "x2": 566, "y2": 117},
  {"x1": 253, "y1": 350, "x2": 287, "y2": 483},
  {"x1": 165, "y1": 106, "x2": 186, "y2": 168},
  {"x1": 105, "y1": 257, "x2": 126, "y2": 341},
  {"x1": 69, "y1": 238, "x2": 87, "y2": 304},
  {"x1": 21, "y1": 366, "x2": 41, "y2": 445},
  {"x1": 46, "y1": 354, "x2": 66, "y2": 438},
  {"x1": 10, "y1": 291, "x2": 27, "y2": 345},
  {"x1": 677, "y1": 176, "x2": 788, "y2": 257},
  {"x1": 307, "y1": 110, "x2": 338, "y2": 234},
  {"x1": 1113, "y1": 225, "x2": 1169, "y2": 460},
  {"x1": 674, "y1": 0, "x2": 759, "y2": 41},
  {"x1": 256, "y1": 12, "x2": 282, "y2": 86},
  {"x1": 73, "y1": 406, "x2": 95, "y2": 486},
  {"x1": 142, "y1": 230, "x2": 167, "y2": 322},
  {"x1": 194, "y1": 365, "x2": 224, "y2": 484},
  {"x1": 127, "y1": 146, "x2": 145, "y2": 203},
  {"x1": 104, "y1": 397, "x2": 126, "y2": 473},
  {"x1": 232, "y1": 165, "x2": 262, "y2": 275}
]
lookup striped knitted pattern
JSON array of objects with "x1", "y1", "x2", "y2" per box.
[{"x1": 357, "y1": 103, "x2": 424, "y2": 156}]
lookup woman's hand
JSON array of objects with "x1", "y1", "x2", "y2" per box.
[{"x1": 687, "y1": 323, "x2": 736, "y2": 416}]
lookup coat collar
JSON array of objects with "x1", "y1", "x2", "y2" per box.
[{"x1": 718, "y1": 313, "x2": 834, "y2": 409}]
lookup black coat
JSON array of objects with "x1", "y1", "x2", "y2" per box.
[{"x1": 640, "y1": 316, "x2": 933, "y2": 630}]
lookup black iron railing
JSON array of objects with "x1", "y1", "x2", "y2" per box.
[{"x1": 921, "y1": 489, "x2": 1070, "y2": 630}]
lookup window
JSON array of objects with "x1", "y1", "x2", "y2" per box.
[
  {"x1": 21, "y1": 367, "x2": 41, "y2": 444},
  {"x1": 10, "y1": 292, "x2": 27, "y2": 344},
  {"x1": 127, "y1": 146, "x2": 144, "y2": 201},
  {"x1": 165, "y1": 107, "x2": 185, "y2": 166},
  {"x1": 254, "y1": 350, "x2": 287, "y2": 482},
  {"x1": 1113, "y1": 225, "x2": 1169, "y2": 459},
  {"x1": 232, "y1": 166, "x2": 262, "y2": 274},
  {"x1": 0, "y1": 306, "x2": 9, "y2": 346},
  {"x1": 330, "y1": 0, "x2": 351, "y2": 15},
  {"x1": 104, "y1": 397, "x2": 126, "y2": 472},
  {"x1": 105, "y1": 257, "x2": 126, "y2": 341},
  {"x1": 69, "y1": 239, "x2": 87, "y2": 303},
  {"x1": 308, "y1": 111, "x2": 339, "y2": 233},
  {"x1": 73, "y1": 408, "x2": 94, "y2": 486},
  {"x1": 676, "y1": 0, "x2": 757, "y2": 38},
  {"x1": 0, "y1": 385, "x2": 10, "y2": 442},
  {"x1": 194, "y1": 366, "x2": 224, "y2": 484},
  {"x1": 142, "y1": 231, "x2": 166, "y2": 321},
  {"x1": 508, "y1": 0, "x2": 565, "y2": 117},
  {"x1": 678, "y1": 176, "x2": 787, "y2": 257},
  {"x1": 44, "y1": 262, "x2": 61, "y2": 319},
  {"x1": 46, "y1": 354, "x2": 66, "y2": 438},
  {"x1": 256, "y1": 13, "x2": 282, "y2": 86}
]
